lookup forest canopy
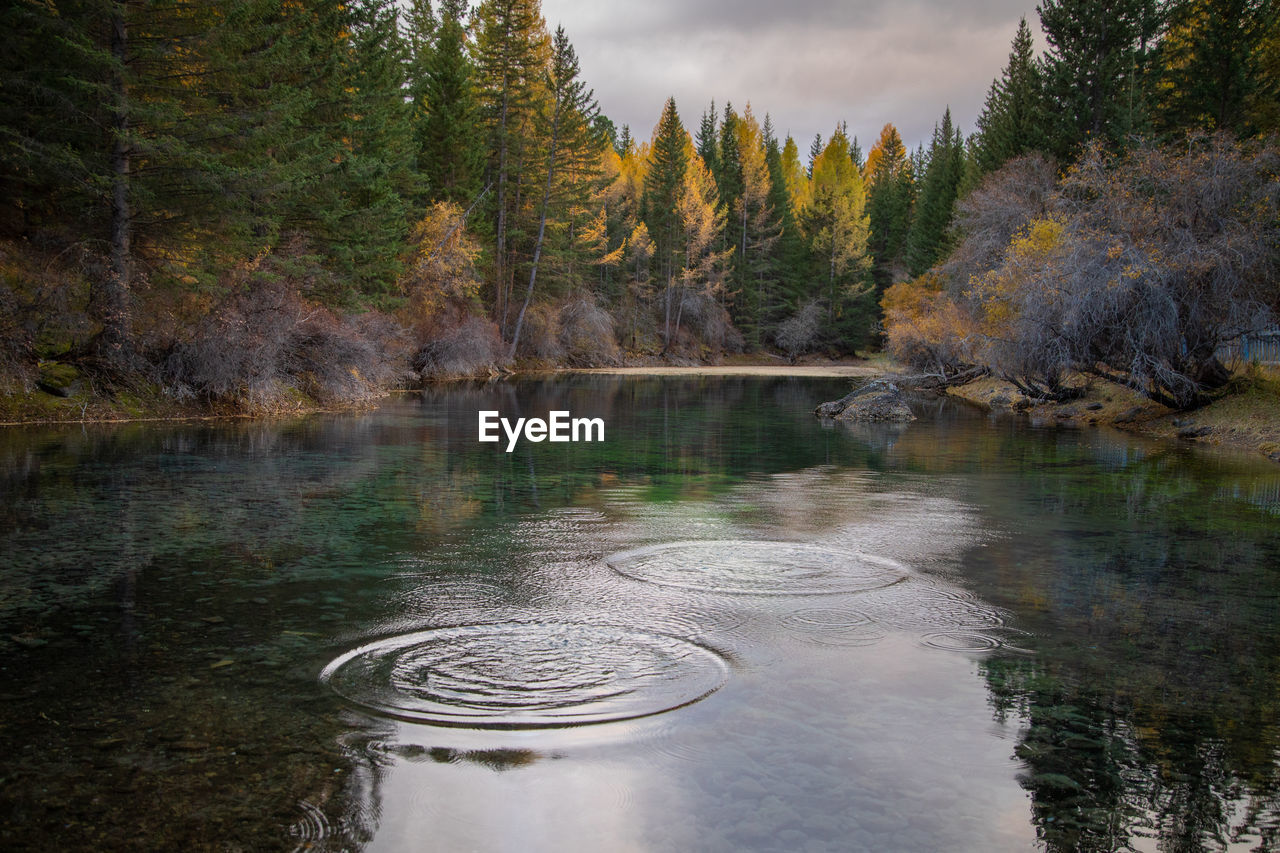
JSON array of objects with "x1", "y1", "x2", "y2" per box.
[{"x1": 0, "y1": 0, "x2": 1276, "y2": 410}]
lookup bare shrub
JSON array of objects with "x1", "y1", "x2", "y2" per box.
[
  {"x1": 970, "y1": 135, "x2": 1280, "y2": 407},
  {"x1": 882, "y1": 273, "x2": 981, "y2": 377},
  {"x1": 661, "y1": 288, "x2": 743, "y2": 356},
  {"x1": 288, "y1": 309, "x2": 408, "y2": 403},
  {"x1": 775, "y1": 299, "x2": 825, "y2": 361},
  {"x1": 915, "y1": 135, "x2": 1279, "y2": 407},
  {"x1": 158, "y1": 255, "x2": 407, "y2": 409},
  {"x1": 1052, "y1": 136, "x2": 1279, "y2": 405},
  {"x1": 966, "y1": 218, "x2": 1079, "y2": 399},
  {"x1": 944, "y1": 154, "x2": 1058, "y2": 287},
  {"x1": 513, "y1": 303, "x2": 563, "y2": 362},
  {"x1": 558, "y1": 298, "x2": 620, "y2": 366},
  {"x1": 413, "y1": 314, "x2": 504, "y2": 379}
]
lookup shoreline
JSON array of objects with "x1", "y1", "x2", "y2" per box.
[
  {"x1": 941, "y1": 371, "x2": 1280, "y2": 464},
  {"x1": 554, "y1": 364, "x2": 881, "y2": 378},
  {"x1": 5, "y1": 364, "x2": 1277, "y2": 465},
  {"x1": 0, "y1": 359, "x2": 880, "y2": 427}
]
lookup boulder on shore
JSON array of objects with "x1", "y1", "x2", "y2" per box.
[{"x1": 815, "y1": 379, "x2": 916, "y2": 422}]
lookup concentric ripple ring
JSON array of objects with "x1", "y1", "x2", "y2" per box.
[
  {"x1": 606, "y1": 540, "x2": 907, "y2": 595},
  {"x1": 320, "y1": 622, "x2": 730, "y2": 728}
]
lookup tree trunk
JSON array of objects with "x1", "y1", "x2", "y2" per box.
[
  {"x1": 494, "y1": 79, "x2": 510, "y2": 330},
  {"x1": 508, "y1": 106, "x2": 561, "y2": 361},
  {"x1": 101, "y1": 1, "x2": 132, "y2": 365}
]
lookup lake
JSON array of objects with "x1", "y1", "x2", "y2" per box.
[{"x1": 1, "y1": 375, "x2": 1278, "y2": 851}]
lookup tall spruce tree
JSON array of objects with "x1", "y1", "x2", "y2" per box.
[
  {"x1": 1038, "y1": 0, "x2": 1162, "y2": 157},
  {"x1": 696, "y1": 101, "x2": 719, "y2": 177},
  {"x1": 1153, "y1": 0, "x2": 1273, "y2": 134},
  {"x1": 327, "y1": 0, "x2": 416, "y2": 299},
  {"x1": 761, "y1": 118, "x2": 809, "y2": 336},
  {"x1": 904, "y1": 107, "x2": 965, "y2": 276},
  {"x1": 807, "y1": 133, "x2": 823, "y2": 178},
  {"x1": 475, "y1": 0, "x2": 548, "y2": 330},
  {"x1": 413, "y1": 0, "x2": 483, "y2": 206},
  {"x1": 2, "y1": 0, "x2": 238, "y2": 354},
  {"x1": 865, "y1": 124, "x2": 914, "y2": 290},
  {"x1": 716, "y1": 103, "x2": 744, "y2": 224},
  {"x1": 973, "y1": 18, "x2": 1045, "y2": 173},
  {"x1": 731, "y1": 106, "x2": 782, "y2": 348},
  {"x1": 508, "y1": 25, "x2": 601, "y2": 357},
  {"x1": 643, "y1": 97, "x2": 689, "y2": 350},
  {"x1": 850, "y1": 136, "x2": 864, "y2": 171}
]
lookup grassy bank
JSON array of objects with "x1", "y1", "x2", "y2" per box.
[{"x1": 0, "y1": 373, "x2": 389, "y2": 427}]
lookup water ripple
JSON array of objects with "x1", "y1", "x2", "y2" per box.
[
  {"x1": 778, "y1": 607, "x2": 886, "y2": 647},
  {"x1": 606, "y1": 540, "x2": 907, "y2": 596},
  {"x1": 321, "y1": 622, "x2": 729, "y2": 728}
]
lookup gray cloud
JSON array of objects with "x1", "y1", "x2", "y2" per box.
[{"x1": 538, "y1": 0, "x2": 1042, "y2": 153}]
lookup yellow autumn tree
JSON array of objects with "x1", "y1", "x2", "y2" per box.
[
  {"x1": 399, "y1": 201, "x2": 484, "y2": 324},
  {"x1": 671, "y1": 137, "x2": 732, "y2": 347},
  {"x1": 733, "y1": 104, "x2": 782, "y2": 345},
  {"x1": 803, "y1": 128, "x2": 872, "y2": 337},
  {"x1": 882, "y1": 273, "x2": 980, "y2": 375}
]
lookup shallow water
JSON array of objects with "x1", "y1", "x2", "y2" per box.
[{"x1": 1, "y1": 376, "x2": 1278, "y2": 851}]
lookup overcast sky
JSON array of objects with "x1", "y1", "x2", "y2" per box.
[{"x1": 537, "y1": 0, "x2": 1044, "y2": 154}]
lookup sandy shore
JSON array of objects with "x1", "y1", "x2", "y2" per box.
[{"x1": 562, "y1": 364, "x2": 880, "y2": 378}]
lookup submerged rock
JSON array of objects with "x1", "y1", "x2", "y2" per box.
[{"x1": 815, "y1": 379, "x2": 916, "y2": 423}]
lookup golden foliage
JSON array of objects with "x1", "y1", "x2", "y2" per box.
[
  {"x1": 967, "y1": 217, "x2": 1068, "y2": 339},
  {"x1": 883, "y1": 272, "x2": 980, "y2": 371},
  {"x1": 398, "y1": 202, "x2": 483, "y2": 324}
]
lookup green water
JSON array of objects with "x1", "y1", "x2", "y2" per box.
[{"x1": 1, "y1": 376, "x2": 1278, "y2": 851}]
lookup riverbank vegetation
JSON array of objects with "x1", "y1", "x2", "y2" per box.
[
  {"x1": 0, "y1": 0, "x2": 1277, "y2": 422},
  {"x1": 881, "y1": 8, "x2": 1279, "y2": 418}
]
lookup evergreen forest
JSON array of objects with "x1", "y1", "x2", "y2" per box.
[{"x1": 1, "y1": 0, "x2": 1277, "y2": 412}]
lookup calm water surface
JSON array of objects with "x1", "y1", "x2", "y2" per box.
[{"x1": 1, "y1": 376, "x2": 1278, "y2": 851}]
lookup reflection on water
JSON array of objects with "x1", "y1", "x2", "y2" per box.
[
  {"x1": 0, "y1": 376, "x2": 1278, "y2": 851},
  {"x1": 321, "y1": 623, "x2": 730, "y2": 727}
]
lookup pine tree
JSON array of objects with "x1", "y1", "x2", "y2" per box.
[
  {"x1": 1038, "y1": 0, "x2": 1162, "y2": 157},
  {"x1": 904, "y1": 108, "x2": 965, "y2": 276},
  {"x1": 731, "y1": 106, "x2": 782, "y2": 348},
  {"x1": 1153, "y1": 0, "x2": 1273, "y2": 134},
  {"x1": 764, "y1": 124, "x2": 809, "y2": 336},
  {"x1": 643, "y1": 97, "x2": 689, "y2": 350},
  {"x1": 2, "y1": 0, "x2": 239, "y2": 353},
  {"x1": 347, "y1": 0, "x2": 418, "y2": 295},
  {"x1": 807, "y1": 133, "x2": 823, "y2": 178},
  {"x1": 591, "y1": 114, "x2": 619, "y2": 152},
  {"x1": 508, "y1": 25, "x2": 601, "y2": 357},
  {"x1": 261, "y1": 0, "x2": 415, "y2": 302},
  {"x1": 850, "y1": 136, "x2": 864, "y2": 172},
  {"x1": 973, "y1": 18, "x2": 1045, "y2": 173},
  {"x1": 474, "y1": 0, "x2": 549, "y2": 329},
  {"x1": 865, "y1": 124, "x2": 914, "y2": 290},
  {"x1": 414, "y1": 0, "x2": 483, "y2": 206},
  {"x1": 716, "y1": 102, "x2": 744, "y2": 223},
  {"x1": 696, "y1": 101, "x2": 719, "y2": 177},
  {"x1": 0, "y1": 0, "x2": 111, "y2": 241}
]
